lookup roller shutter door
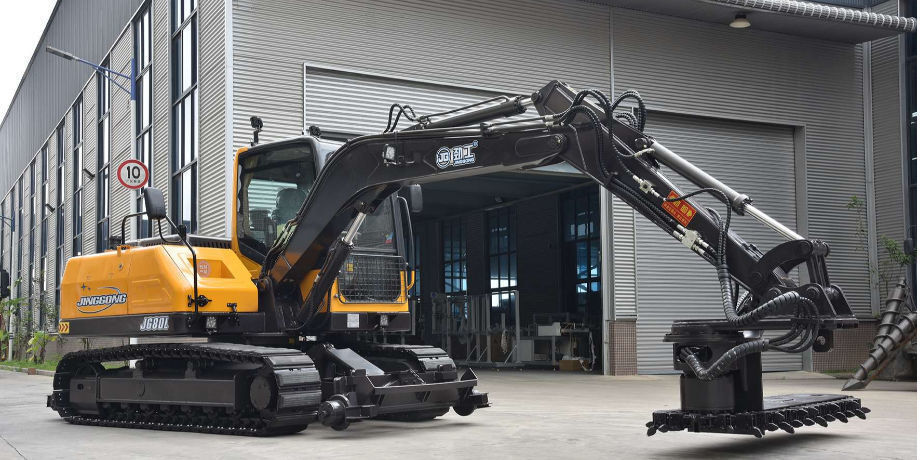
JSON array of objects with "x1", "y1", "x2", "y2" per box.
[
  {"x1": 305, "y1": 67, "x2": 506, "y2": 137},
  {"x1": 634, "y1": 113, "x2": 801, "y2": 373}
]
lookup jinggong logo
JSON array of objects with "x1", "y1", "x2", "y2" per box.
[
  {"x1": 76, "y1": 286, "x2": 128, "y2": 314},
  {"x1": 435, "y1": 140, "x2": 478, "y2": 169}
]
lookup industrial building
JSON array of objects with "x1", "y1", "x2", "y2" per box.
[{"x1": 0, "y1": 0, "x2": 914, "y2": 375}]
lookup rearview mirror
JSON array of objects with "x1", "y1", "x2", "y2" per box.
[
  {"x1": 142, "y1": 187, "x2": 167, "y2": 221},
  {"x1": 407, "y1": 184, "x2": 423, "y2": 213}
]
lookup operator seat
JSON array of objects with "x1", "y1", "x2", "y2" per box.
[{"x1": 274, "y1": 188, "x2": 307, "y2": 235}]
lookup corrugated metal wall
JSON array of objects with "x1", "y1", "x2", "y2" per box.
[
  {"x1": 0, "y1": 0, "x2": 144, "y2": 195},
  {"x1": 610, "y1": 193, "x2": 638, "y2": 319},
  {"x1": 82, "y1": 64, "x2": 98, "y2": 256},
  {"x1": 233, "y1": 0, "x2": 610, "y2": 147},
  {"x1": 304, "y1": 67, "x2": 505, "y2": 136},
  {"x1": 110, "y1": 27, "x2": 134, "y2": 242},
  {"x1": 47, "y1": 127, "x2": 58, "y2": 324},
  {"x1": 63, "y1": 106, "x2": 73, "y2": 268},
  {"x1": 197, "y1": 0, "x2": 229, "y2": 236},
  {"x1": 611, "y1": 9, "x2": 871, "y2": 325},
  {"x1": 634, "y1": 113, "x2": 800, "y2": 372},
  {"x1": 151, "y1": 0, "x2": 171, "y2": 197},
  {"x1": 870, "y1": 0, "x2": 907, "y2": 299}
]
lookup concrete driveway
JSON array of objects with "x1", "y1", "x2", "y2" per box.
[{"x1": 0, "y1": 369, "x2": 915, "y2": 459}]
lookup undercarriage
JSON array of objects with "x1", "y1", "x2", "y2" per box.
[
  {"x1": 646, "y1": 321, "x2": 869, "y2": 437},
  {"x1": 47, "y1": 342, "x2": 488, "y2": 435}
]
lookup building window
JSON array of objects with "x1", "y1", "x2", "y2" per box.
[
  {"x1": 55, "y1": 122, "x2": 65, "y2": 310},
  {"x1": 40, "y1": 146, "x2": 49, "y2": 328},
  {"x1": 28, "y1": 161, "x2": 36, "y2": 330},
  {"x1": 488, "y1": 207, "x2": 517, "y2": 312},
  {"x1": 171, "y1": 0, "x2": 198, "y2": 231},
  {"x1": 96, "y1": 60, "x2": 111, "y2": 252},
  {"x1": 41, "y1": 145, "x2": 49, "y2": 224},
  {"x1": 72, "y1": 97, "x2": 83, "y2": 256},
  {"x1": 16, "y1": 176, "x2": 22, "y2": 298},
  {"x1": 135, "y1": 5, "x2": 153, "y2": 238},
  {"x1": 441, "y1": 218, "x2": 466, "y2": 295},
  {"x1": 561, "y1": 187, "x2": 600, "y2": 317},
  {"x1": 0, "y1": 198, "x2": 5, "y2": 273}
]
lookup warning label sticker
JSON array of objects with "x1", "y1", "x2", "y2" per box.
[{"x1": 662, "y1": 191, "x2": 697, "y2": 227}]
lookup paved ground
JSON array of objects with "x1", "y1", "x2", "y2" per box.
[{"x1": 0, "y1": 368, "x2": 915, "y2": 459}]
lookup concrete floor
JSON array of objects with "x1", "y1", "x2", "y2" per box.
[{"x1": 0, "y1": 368, "x2": 915, "y2": 459}]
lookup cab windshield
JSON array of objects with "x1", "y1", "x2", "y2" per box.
[
  {"x1": 237, "y1": 144, "x2": 316, "y2": 258},
  {"x1": 353, "y1": 200, "x2": 398, "y2": 254},
  {"x1": 237, "y1": 141, "x2": 399, "y2": 261}
]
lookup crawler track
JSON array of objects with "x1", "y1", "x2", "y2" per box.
[
  {"x1": 47, "y1": 343, "x2": 322, "y2": 436},
  {"x1": 647, "y1": 394, "x2": 869, "y2": 437}
]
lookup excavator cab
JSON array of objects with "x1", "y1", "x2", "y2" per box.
[{"x1": 233, "y1": 137, "x2": 415, "y2": 333}]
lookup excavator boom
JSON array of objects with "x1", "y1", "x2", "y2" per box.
[{"x1": 266, "y1": 80, "x2": 853, "y2": 334}]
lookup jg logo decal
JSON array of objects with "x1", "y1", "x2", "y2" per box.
[
  {"x1": 76, "y1": 286, "x2": 128, "y2": 314},
  {"x1": 435, "y1": 140, "x2": 478, "y2": 169}
]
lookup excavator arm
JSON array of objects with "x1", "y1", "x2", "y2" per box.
[
  {"x1": 260, "y1": 80, "x2": 868, "y2": 437},
  {"x1": 265, "y1": 80, "x2": 853, "y2": 333}
]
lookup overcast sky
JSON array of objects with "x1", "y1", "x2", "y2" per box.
[{"x1": 0, "y1": 0, "x2": 57, "y2": 122}]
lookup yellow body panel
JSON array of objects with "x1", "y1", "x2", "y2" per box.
[{"x1": 60, "y1": 245, "x2": 258, "y2": 320}]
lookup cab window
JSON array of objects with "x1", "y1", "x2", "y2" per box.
[{"x1": 237, "y1": 144, "x2": 316, "y2": 258}]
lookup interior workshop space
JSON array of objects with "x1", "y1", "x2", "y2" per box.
[{"x1": 374, "y1": 170, "x2": 606, "y2": 373}]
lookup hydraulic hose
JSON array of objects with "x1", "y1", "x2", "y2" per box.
[
  {"x1": 680, "y1": 339, "x2": 771, "y2": 381},
  {"x1": 717, "y1": 266, "x2": 801, "y2": 328}
]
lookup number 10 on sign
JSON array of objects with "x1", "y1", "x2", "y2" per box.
[{"x1": 117, "y1": 159, "x2": 149, "y2": 190}]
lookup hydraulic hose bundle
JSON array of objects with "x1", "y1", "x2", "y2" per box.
[{"x1": 548, "y1": 89, "x2": 819, "y2": 381}]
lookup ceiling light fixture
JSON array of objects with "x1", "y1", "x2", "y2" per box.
[{"x1": 730, "y1": 13, "x2": 751, "y2": 29}]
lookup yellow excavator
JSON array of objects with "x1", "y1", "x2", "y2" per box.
[{"x1": 47, "y1": 81, "x2": 868, "y2": 438}]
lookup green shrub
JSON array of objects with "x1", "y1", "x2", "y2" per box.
[{"x1": 27, "y1": 331, "x2": 57, "y2": 364}]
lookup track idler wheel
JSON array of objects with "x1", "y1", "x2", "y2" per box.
[
  {"x1": 249, "y1": 375, "x2": 274, "y2": 411},
  {"x1": 317, "y1": 394, "x2": 350, "y2": 430}
]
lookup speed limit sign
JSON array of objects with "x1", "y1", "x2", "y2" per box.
[{"x1": 117, "y1": 159, "x2": 149, "y2": 189}]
